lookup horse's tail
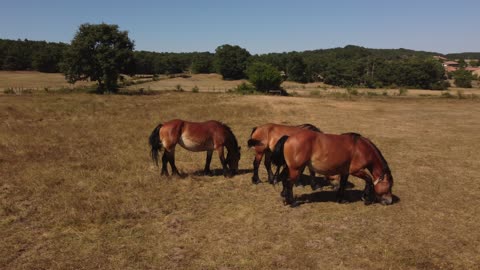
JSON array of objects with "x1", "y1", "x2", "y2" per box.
[
  {"x1": 247, "y1": 127, "x2": 262, "y2": 147},
  {"x1": 271, "y1": 135, "x2": 289, "y2": 167},
  {"x1": 148, "y1": 123, "x2": 163, "y2": 166}
]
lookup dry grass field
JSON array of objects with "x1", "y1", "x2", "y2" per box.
[
  {"x1": 0, "y1": 71, "x2": 92, "y2": 91},
  {"x1": 2, "y1": 71, "x2": 480, "y2": 98},
  {"x1": 1, "y1": 90, "x2": 480, "y2": 269}
]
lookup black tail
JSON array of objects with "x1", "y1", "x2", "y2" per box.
[
  {"x1": 247, "y1": 126, "x2": 262, "y2": 147},
  {"x1": 271, "y1": 135, "x2": 289, "y2": 167},
  {"x1": 148, "y1": 124, "x2": 163, "y2": 166},
  {"x1": 247, "y1": 139, "x2": 262, "y2": 147}
]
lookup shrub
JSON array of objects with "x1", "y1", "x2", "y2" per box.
[
  {"x1": 191, "y1": 85, "x2": 199, "y2": 93},
  {"x1": 232, "y1": 82, "x2": 256, "y2": 94},
  {"x1": 310, "y1": 90, "x2": 321, "y2": 96},
  {"x1": 453, "y1": 70, "x2": 473, "y2": 88},
  {"x1": 430, "y1": 80, "x2": 450, "y2": 90},
  {"x1": 441, "y1": 92, "x2": 454, "y2": 98},
  {"x1": 246, "y1": 62, "x2": 282, "y2": 92},
  {"x1": 398, "y1": 88, "x2": 408, "y2": 96},
  {"x1": 175, "y1": 84, "x2": 184, "y2": 92},
  {"x1": 346, "y1": 87, "x2": 359, "y2": 96}
]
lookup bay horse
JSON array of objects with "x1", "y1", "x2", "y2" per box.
[
  {"x1": 272, "y1": 130, "x2": 393, "y2": 207},
  {"x1": 247, "y1": 123, "x2": 322, "y2": 185},
  {"x1": 149, "y1": 119, "x2": 241, "y2": 177}
]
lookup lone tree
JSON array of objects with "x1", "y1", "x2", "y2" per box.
[
  {"x1": 62, "y1": 23, "x2": 134, "y2": 93},
  {"x1": 214, "y1": 44, "x2": 250, "y2": 80},
  {"x1": 246, "y1": 62, "x2": 282, "y2": 92}
]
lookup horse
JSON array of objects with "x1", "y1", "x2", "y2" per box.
[
  {"x1": 149, "y1": 119, "x2": 241, "y2": 177},
  {"x1": 271, "y1": 130, "x2": 393, "y2": 207},
  {"x1": 247, "y1": 123, "x2": 322, "y2": 185}
]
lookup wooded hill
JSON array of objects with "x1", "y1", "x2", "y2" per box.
[{"x1": 1, "y1": 38, "x2": 478, "y2": 89}]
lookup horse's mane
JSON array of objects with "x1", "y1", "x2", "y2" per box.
[
  {"x1": 366, "y1": 137, "x2": 391, "y2": 175},
  {"x1": 250, "y1": 127, "x2": 257, "y2": 137},
  {"x1": 221, "y1": 122, "x2": 239, "y2": 150},
  {"x1": 342, "y1": 132, "x2": 362, "y2": 143},
  {"x1": 298, "y1": 123, "x2": 322, "y2": 132},
  {"x1": 343, "y1": 132, "x2": 391, "y2": 175}
]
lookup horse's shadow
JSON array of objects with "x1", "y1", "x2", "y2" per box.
[
  {"x1": 296, "y1": 191, "x2": 401, "y2": 205},
  {"x1": 190, "y1": 168, "x2": 253, "y2": 177},
  {"x1": 296, "y1": 190, "x2": 364, "y2": 204}
]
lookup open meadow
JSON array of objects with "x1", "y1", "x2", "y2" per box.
[{"x1": 1, "y1": 82, "x2": 480, "y2": 269}]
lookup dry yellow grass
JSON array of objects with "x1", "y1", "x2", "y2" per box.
[
  {"x1": 0, "y1": 71, "x2": 92, "y2": 90},
  {"x1": 2, "y1": 71, "x2": 479, "y2": 98},
  {"x1": 1, "y1": 89, "x2": 480, "y2": 268},
  {"x1": 126, "y1": 73, "x2": 247, "y2": 92}
]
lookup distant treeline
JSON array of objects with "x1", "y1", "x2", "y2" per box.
[
  {"x1": 0, "y1": 39, "x2": 68, "y2": 72},
  {"x1": 0, "y1": 38, "x2": 477, "y2": 89}
]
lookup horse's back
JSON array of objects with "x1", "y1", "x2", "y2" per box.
[{"x1": 251, "y1": 123, "x2": 319, "y2": 151}]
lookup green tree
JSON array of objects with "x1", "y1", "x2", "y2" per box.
[
  {"x1": 246, "y1": 62, "x2": 282, "y2": 91},
  {"x1": 452, "y1": 69, "x2": 473, "y2": 88},
  {"x1": 61, "y1": 23, "x2": 134, "y2": 93},
  {"x1": 191, "y1": 53, "x2": 214, "y2": 74},
  {"x1": 286, "y1": 54, "x2": 307, "y2": 82},
  {"x1": 214, "y1": 44, "x2": 250, "y2": 80}
]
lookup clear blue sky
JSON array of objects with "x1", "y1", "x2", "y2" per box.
[{"x1": 1, "y1": 0, "x2": 478, "y2": 54}]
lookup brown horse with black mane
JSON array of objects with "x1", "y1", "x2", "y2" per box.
[
  {"x1": 149, "y1": 119, "x2": 241, "y2": 177},
  {"x1": 247, "y1": 123, "x2": 322, "y2": 185},
  {"x1": 272, "y1": 130, "x2": 393, "y2": 207}
]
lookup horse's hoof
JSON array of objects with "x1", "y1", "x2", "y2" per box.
[
  {"x1": 311, "y1": 183, "x2": 320, "y2": 191},
  {"x1": 289, "y1": 201, "x2": 300, "y2": 208},
  {"x1": 337, "y1": 199, "x2": 349, "y2": 204},
  {"x1": 280, "y1": 190, "x2": 286, "y2": 197},
  {"x1": 364, "y1": 200, "x2": 373, "y2": 206},
  {"x1": 252, "y1": 177, "x2": 261, "y2": 184}
]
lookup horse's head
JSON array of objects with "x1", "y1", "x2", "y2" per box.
[
  {"x1": 373, "y1": 172, "x2": 394, "y2": 205},
  {"x1": 226, "y1": 146, "x2": 241, "y2": 175}
]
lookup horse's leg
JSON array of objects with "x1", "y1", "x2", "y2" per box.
[
  {"x1": 352, "y1": 170, "x2": 375, "y2": 205},
  {"x1": 308, "y1": 165, "x2": 320, "y2": 190},
  {"x1": 252, "y1": 151, "x2": 264, "y2": 184},
  {"x1": 336, "y1": 174, "x2": 349, "y2": 203},
  {"x1": 285, "y1": 168, "x2": 300, "y2": 207},
  {"x1": 279, "y1": 167, "x2": 288, "y2": 197},
  {"x1": 264, "y1": 151, "x2": 275, "y2": 184},
  {"x1": 216, "y1": 146, "x2": 230, "y2": 178},
  {"x1": 166, "y1": 149, "x2": 180, "y2": 176},
  {"x1": 204, "y1": 150, "x2": 213, "y2": 176},
  {"x1": 161, "y1": 151, "x2": 169, "y2": 176}
]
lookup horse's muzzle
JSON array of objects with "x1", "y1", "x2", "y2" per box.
[{"x1": 379, "y1": 195, "x2": 393, "y2": 205}]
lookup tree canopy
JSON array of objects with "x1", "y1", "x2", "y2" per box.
[
  {"x1": 214, "y1": 44, "x2": 251, "y2": 80},
  {"x1": 246, "y1": 62, "x2": 282, "y2": 91},
  {"x1": 61, "y1": 23, "x2": 134, "y2": 93}
]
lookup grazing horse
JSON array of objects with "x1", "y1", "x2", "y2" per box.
[
  {"x1": 247, "y1": 123, "x2": 322, "y2": 185},
  {"x1": 149, "y1": 119, "x2": 241, "y2": 177},
  {"x1": 272, "y1": 130, "x2": 393, "y2": 207}
]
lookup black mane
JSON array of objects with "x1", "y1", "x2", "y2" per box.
[
  {"x1": 298, "y1": 123, "x2": 322, "y2": 132},
  {"x1": 221, "y1": 123, "x2": 239, "y2": 150}
]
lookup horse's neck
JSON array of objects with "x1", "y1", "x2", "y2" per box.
[
  {"x1": 224, "y1": 134, "x2": 236, "y2": 152},
  {"x1": 371, "y1": 162, "x2": 385, "y2": 180}
]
